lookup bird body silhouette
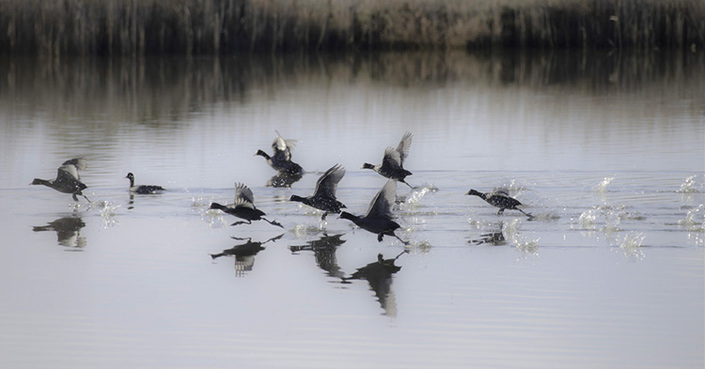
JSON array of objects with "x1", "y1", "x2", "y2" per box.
[
  {"x1": 256, "y1": 131, "x2": 303, "y2": 176},
  {"x1": 210, "y1": 183, "x2": 283, "y2": 228},
  {"x1": 466, "y1": 188, "x2": 532, "y2": 218},
  {"x1": 125, "y1": 172, "x2": 165, "y2": 194},
  {"x1": 31, "y1": 158, "x2": 90, "y2": 202},
  {"x1": 290, "y1": 164, "x2": 346, "y2": 220},
  {"x1": 362, "y1": 132, "x2": 413, "y2": 188},
  {"x1": 339, "y1": 180, "x2": 408, "y2": 244}
]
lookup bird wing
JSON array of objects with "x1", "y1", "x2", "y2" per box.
[
  {"x1": 272, "y1": 130, "x2": 297, "y2": 161},
  {"x1": 62, "y1": 157, "x2": 87, "y2": 171},
  {"x1": 491, "y1": 187, "x2": 511, "y2": 197},
  {"x1": 395, "y1": 132, "x2": 413, "y2": 165},
  {"x1": 234, "y1": 183, "x2": 255, "y2": 205},
  {"x1": 313, "y1": 164, "x2": 345, "y2": 199},
  {"x1": 56, "y1": 163, "x2": 80, "y2": 182},
  {"x1": 381, "y1": 147, "x2": 403, "y2": 170},
  {"x1": 56, "y1": 157, "x2": 85, "y2": 181},
  {"x1": 366, "y1": 179, "x2": 396, "y2": 219},
  {"x1": 233, "y1": 198, "x2": 256, "y2": 210}
]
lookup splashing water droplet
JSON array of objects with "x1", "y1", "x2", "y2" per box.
[
  {"x1": 593, "y1": 176, "x2": 614, "y2": 194},
  {"x1": 678, "y1": 175, "x2": 702, "y2": 194},
  {"x1": 98, "y1": 200, "x2": 120, "y2": 228},
  {"x1": 619, "y1": 232, "x2": 645, "y2": 261}
]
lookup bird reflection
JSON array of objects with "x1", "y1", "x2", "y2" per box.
[
  {"x1": 266, "y1": 171, "x2": 302, "y2": 188},
  {"x1": 33, "y1": 216, "x2": 86, "y2": 248},
  {"x1": 210, "y1": 234, "x2": 283, "y2": 277},
  {"x1": 470, "y1": 222, "x2": 507, "y2": 246},
  {"x1": 342, "y1": 251, "x2": 406, "y2": 316},
  {"x1": 289, "y1": 233, "x2": 346, "y2": 278}
]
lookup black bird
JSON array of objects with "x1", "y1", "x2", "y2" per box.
[
  {"x1": 31, "y1": 158, "x2": 90, "y2": 202},
  {"x1": 466, "y1": 188, "x2": 532, "y2": 218},
  {"x1": 339, "y1": 179, "x2": 408, "y2": 244},
  {"x1": 255, "y1": 131, "x2": 304, "y2": 176},
  {"x1": 362, "y1": 132, "x2": 413, "y2": 188},
  {"x1": 209, "y1": 183, "x2": 283, "y2": 228},
  {"x1": 290, "y1": 164, "x2": 346, "y2": 220},
  {"x1": 125, "y1": 172, "x2": 165, "y2": 194}
]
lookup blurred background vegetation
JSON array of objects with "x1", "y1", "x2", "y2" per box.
[{"x1": 0, "y1": 0, "x2": 703, "y2": 55}]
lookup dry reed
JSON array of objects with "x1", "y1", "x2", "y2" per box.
[{"x1": 0, "y1": 0, "x2": 702, "y2": 55}]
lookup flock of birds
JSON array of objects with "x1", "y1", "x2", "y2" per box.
[{"x1": 30, "y1": 131, "x2": 533, "y2": 245}]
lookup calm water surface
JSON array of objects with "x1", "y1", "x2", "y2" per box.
[{"x1": 0, "y1": 51, "x2": 703, "y2": 368}]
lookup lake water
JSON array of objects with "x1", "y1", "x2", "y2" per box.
[{"x1": 0, "y1": 50, "x2": 703, "y2": 368}]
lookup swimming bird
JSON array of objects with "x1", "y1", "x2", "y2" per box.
[
  {"x1": 290, "y1": 164, "x2": 346, "y2": 220},
  {"x1": 466, "y1": 188, "x2": 532, "y2": 218},
  {"x1": 125, "y1": 172, "x2": 165, "y2": 194},
  {"x1": 30, "y1": 158, "x2": 90, "y2": 202},
  {"x1": 255, "y1": 130, "x2": 304, "y2": 176},
  {"x1": 339, "y1": 179, "x2": 408, "y2": 244},
  {"x1": 362, "y1": 132, "x2": 413, "y2": 188},
  {"x1": 209, "y1": 183, "x2": 283, "y2": 228}
]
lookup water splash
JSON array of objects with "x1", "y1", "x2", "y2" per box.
[
  {"x1": 291, "y1": 223, "x2": 328, "y2": 237},
  {"x1": 677, "y1": 175, "x2": 702, "y2": 194},
  {"x1": 97, "y1": 200, "x2": 120, "y2": 228},
  {"x1": 202, "y1": 208, "x2": 229, "y2": 228},
  {"x1": 191, "y1": 196, "x2": 212, "y2": 209},
  {"x1": 679, "y1": 204, "x2": 705, "y2": 233},
  {"x1": 618, "y1": 232, "x2": 645, "y2": 261},
  {"x1": 578, "y1": 208, "x2": 599, "y2": 230},
  {"x1": 593, "y1": 176, "x2": 614, "y2": 194},
  {"x1": 402, "y1": 184, "x2": 438, "y2": 210},
  {"x1": 501, "y1": 219, "x2": 539, "y2": 254},
  {"x1": 405, "y1": 240, "x2": 432, "y2": 254}
]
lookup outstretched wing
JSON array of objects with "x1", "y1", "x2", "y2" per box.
[
  {"x1": 395, "y1": 132, "x2": 413, "y2": 166},
  {"x1": 381, "y1": 147, "x2": 403, "y2": 170},
  {"x1": 313, "y1": 164, "x2": 345, "y2": 199},
  {"x1": 233, "y1": 198, "x2": 256, "y2": 210},
  {"x1": 234, "y1": 182, "x2": 255, "y2": 205},
  {"x1": 272, "y1": 130, "x2": 297, "y2": 161},
  {"x1": 57, "y1": 157, "x2": 86, "y2": 181},
  {"x1": 56, "y1": 164, "x2": 80, "y2": 182},
  {"x1": 62, "y1": 157, "x2": 87, "y2": 171},
  {"x1": 365, "y1": 179, "x2": 396, "y2": 219}
]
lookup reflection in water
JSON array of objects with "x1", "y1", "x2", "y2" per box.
[
  {"x1": 210, "y1": 234, "x2": 283, "y2": 277},
  {"x1": 266, "y1": 172, "x2": 302, "y2": 188},
  {"x1": 33, "y1": 216, "x2": 86, "y2": 248},
  {"x1": 471, "y1": 224, "x2": 507, "y2": 246},
  {"x1": 342, "y1": 251, "x2": 406, "y2": 316},
  {"x1": 1, "y1": 51, "x2": 700, "y2": 128},
  {"x1": 289, "y1": 234, "x2": 346, "y2": 279}
]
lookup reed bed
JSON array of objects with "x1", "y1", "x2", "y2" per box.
[{"x1": 0, "y1": 0, "x2": 703, "y2": 55}]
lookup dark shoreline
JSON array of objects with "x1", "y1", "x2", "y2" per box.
[{"x1": 1, "y1": 0, "x2": 703, "y2": 56}]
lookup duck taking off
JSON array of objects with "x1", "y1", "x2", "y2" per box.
[
  {"x1": 209, "y1": 183, "x2": 283, "y2": 228},
  {"x1": 466, "y1": 188, "x2": 532, "y2": 218},
  {"x1": 339, "y1": 179, "x2": 408, "y2": 244},
  {"x1": 31, "y1": 158, "x2": 90, "y2": 202},
  {"x1": 255, "y1": 130, "x2": 304, "y2": 176},
  {"x1": 125, "y1": 172, "x2": 165, "y2": 194},
  {"x1": 290, "y1": 164, "x2": 346, "y2": 220},
  {"x1": 362, "y1": 132, "x2": 413, "y2": 188}
]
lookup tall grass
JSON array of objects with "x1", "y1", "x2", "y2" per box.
[{"x1": 0, "y1": 0, "x2": 702, "y2": 55}]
